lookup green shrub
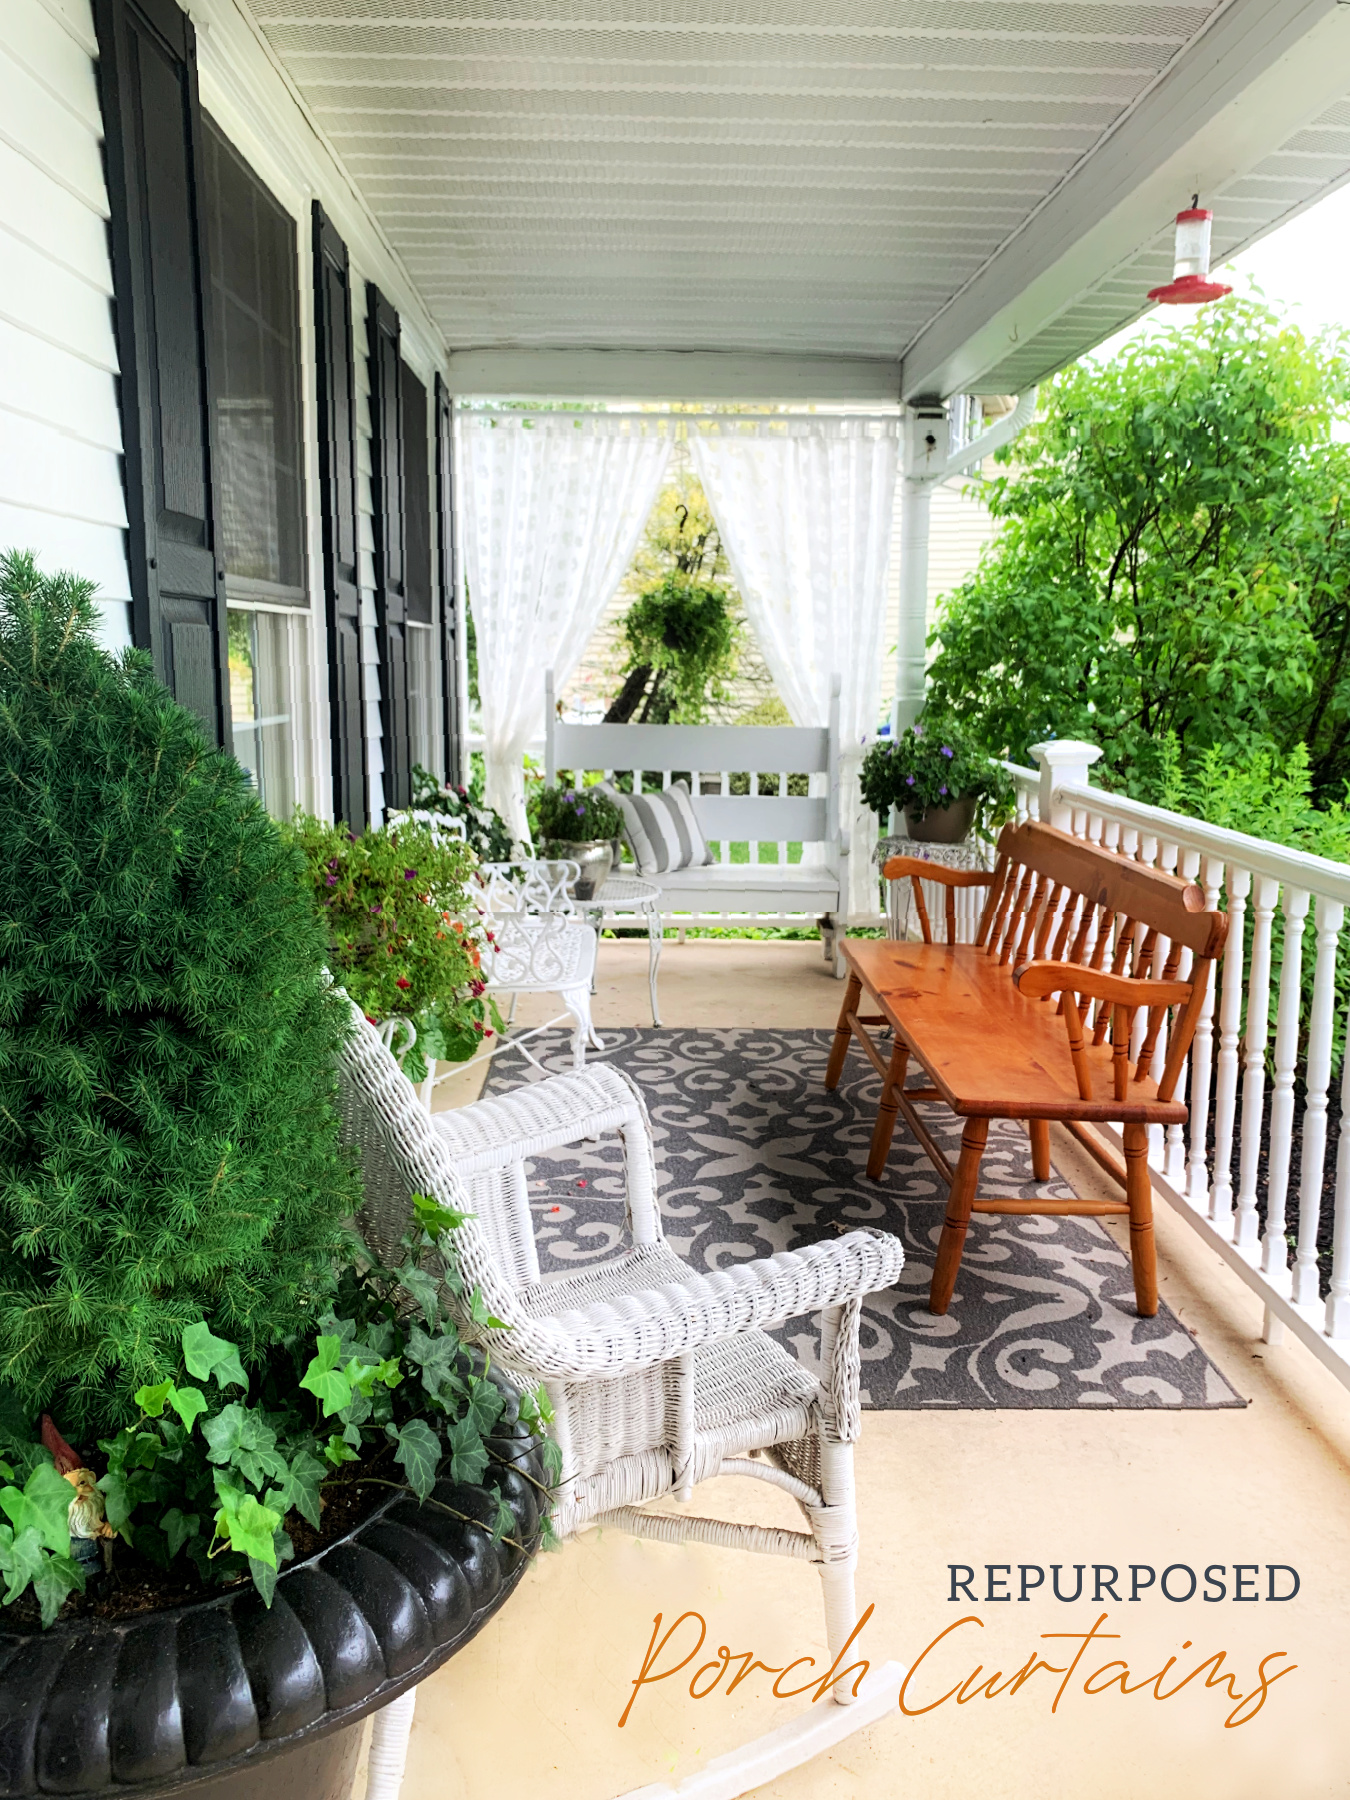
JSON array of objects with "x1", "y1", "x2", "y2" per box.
[
  {"x1": 0, "y1": 552, "x2": 360, "y2": 1434},
  {"x1": 925, "y1": 295, "x2": 1350, "y2": 797}
]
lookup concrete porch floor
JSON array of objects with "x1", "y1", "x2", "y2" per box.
[{"x1": 403, "y1": 940, "x2": 1350, "y2": 1800}]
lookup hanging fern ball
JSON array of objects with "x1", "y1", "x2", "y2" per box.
[{"x1": 0, "y1": 552, "x2": 361, "y2": 1434}]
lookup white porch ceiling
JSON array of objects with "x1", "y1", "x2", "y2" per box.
[{"x1": 246, "y1": 0, "x2": 1350, "y2": 396}]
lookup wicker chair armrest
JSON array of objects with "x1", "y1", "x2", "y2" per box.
[
  {"x1": 494, "y1": 1230, "x2": 903, "y2": 1380},
  {"x1": 432, "y1": 1065, "x2": 651, "y2": 1175}
]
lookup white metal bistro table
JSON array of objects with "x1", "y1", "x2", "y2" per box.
[{"x1": 577, "y1": 873, "x2": 664, "y2": 1025}]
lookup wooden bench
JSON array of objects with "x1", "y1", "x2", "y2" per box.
[{"x1": 825, "y1": 819, "x2": 1228, "y2": 1317}]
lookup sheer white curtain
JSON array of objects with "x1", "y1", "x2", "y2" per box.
[
  {"x1": 457, "y1": 414, "x2": 672, "y2": 842},
  {"x1": 689, "y1": 418, "x2": 900, "y2": 917}
]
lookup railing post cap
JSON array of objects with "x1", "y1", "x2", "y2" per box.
[{"x1": 1030, "y1": 740, "x2": 1103, "y2": 769}]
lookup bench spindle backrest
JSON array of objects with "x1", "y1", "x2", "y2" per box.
[{"x1": 976, "y1": 821, "x2": 1228, "y2": 1103}]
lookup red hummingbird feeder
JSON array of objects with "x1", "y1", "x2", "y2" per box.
[{"x1": 1148, "y1": 199, "x2": 1233, "y2": 305}]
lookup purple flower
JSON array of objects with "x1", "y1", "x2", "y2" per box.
[
  {"x1": 940, "y1": 784, "x2": 948, "y2": 796},
  {"x1": 906, "y1": 775, "x2": 915, "y2": 786},
  {"x1": 404, "y1": 868, "x2": 417, "y2": 880},
  {"x1": 325, "y1": 874, "x2": 338, "y2": 886},
  {"x1": 941, "y1": 746, "x2": 954, "y2": 758}
]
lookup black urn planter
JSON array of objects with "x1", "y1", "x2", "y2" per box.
[{"x1": 0, "y1": 1410, "x2": 547, "y2": 1800}]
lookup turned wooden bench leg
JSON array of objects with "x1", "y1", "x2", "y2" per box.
[
  {"x1": 1028, "y1": 1118, "x2": 1051, "y2": 1184},
  {"x1": 866, "y1": 1040, "x2": 910, "y2": 1179},
  {"x1": 825, "y1": 972, "x2": 861, "y2": 1090},
  {"x1": 1123, "y1": 1120, "x2": 1159, "y2": 1317},
  {"x1": 928, "y1": 1116, "x2": 989, "y2": 1315}
]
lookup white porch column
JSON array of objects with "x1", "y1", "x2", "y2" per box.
[
  {"x1": 892, "y1": 472, "x2": 935, "y2": 735},
  {"x1": 1030, "y1": 740, "x2": 1103, "y2": 828},
  {"x1": 891, "y1": 403, "x2": 948, "y2": 735}
]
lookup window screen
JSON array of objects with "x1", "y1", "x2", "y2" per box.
[{"x1": 201, "y1": 117, "x2": 306, "y2": 604}]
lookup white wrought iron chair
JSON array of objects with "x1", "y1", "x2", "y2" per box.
[
  {"x1": 337, "y1": 1007, "x2": 905, "y2": 1798},
  {"x1": 389, "y1": 815, "x2": 603, "y2": 1102}
]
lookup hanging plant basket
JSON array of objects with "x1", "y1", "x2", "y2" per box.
[{"x1": 0, "y1": 1395, "x2": 546, "y2": 1800}]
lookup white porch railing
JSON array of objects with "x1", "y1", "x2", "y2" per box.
[{"x1": 1009, "y1": 741, "x2": 1350, "y2": 1392}]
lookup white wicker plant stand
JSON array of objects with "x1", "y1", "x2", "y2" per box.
[
  {"x1": 336, "y1": 1009, "x2": 905, "y2": 1800},
  {"x1": 577, "y1": 871, "x2": 664, "y2": 1026},
  {"x1": 875, "y1": 834, "x2": 995, "y2": 944}
]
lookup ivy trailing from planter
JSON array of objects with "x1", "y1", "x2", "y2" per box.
[{"x1": 0, "y1": 1199, "x2": 559, "y2": 1627}]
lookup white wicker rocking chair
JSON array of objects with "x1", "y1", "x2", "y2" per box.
[{"x1": 336, "y1": 1008, "x2": 904, "y2": 1798}]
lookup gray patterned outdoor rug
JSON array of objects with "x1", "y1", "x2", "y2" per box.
[{"x1": 480, "y1": 1028, "x2": 1245, "y2": 1410}]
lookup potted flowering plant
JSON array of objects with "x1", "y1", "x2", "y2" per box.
[
  {"x1": 859, "y1": 718, "x2": 1012, "y2": 843},
  {"x1": 534, "y1": 784, "x2": 626, "y2": 900},
  {"x1": 287, "y1": 812, "x2": 503, "y2": 1073}
]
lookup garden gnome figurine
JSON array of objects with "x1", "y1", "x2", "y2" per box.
[{"x1": 41, "y1": 1415, "x2": 115, "y2": 1574}]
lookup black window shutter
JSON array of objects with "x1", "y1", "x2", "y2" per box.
[
  {"x1": 367, "y1": 285, "x2": 411, "y2": 812},
  {"x1": 401, "y1": 365, "x2": 431, "y2": 627},
  {"x1": 312, "y1": 204, "x2": 368, "y2": 833},
  {"x1": 94, "y1": 0, "x2": 230, "y2": 748},
  {"x1": 434, "y1": 375, "x2": 463, "y2": 789}
]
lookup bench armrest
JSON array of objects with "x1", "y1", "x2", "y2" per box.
[
  {"x1": 1013, "y1": 962, "x2": 1191, "y2": 1006},
  {"x1": 881, "y1": 856, "x2": 995, "y2": 888}
]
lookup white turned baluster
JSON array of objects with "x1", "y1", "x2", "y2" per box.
[
  {"x1": 1234, "y1": 875, "x2": 1279, "y2": 1254},
  {"x1": 1292, "y1": 898, "x2": 1342, "y2": 1304},
  {"x1": 1326, "y1": 1005, "x2": 1350, "y2": 1336},
  {"x1": 1147, "y1": 839, "x2": 1178, "y2": 1172},
  {"x1": 1261, "y1": 887, "x2": 1310, "y2": 1287},
  {"x1": 1159, "y1": 843, "x2": 1190, "y2": 1185},
  {"x1": 1209, "y1": 866, "x2": 1249, "y2": 1229},
  {"x1": 1185, "y1": 854, "x2": 1224, "y2": 1211}
]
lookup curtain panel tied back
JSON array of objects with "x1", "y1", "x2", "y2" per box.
[
  {"x1": 689, "y1": 417, "x2": 900, "y2": 919},
  {"x1": 457, "y1": 413, "x2": 673, "y2": 842}
]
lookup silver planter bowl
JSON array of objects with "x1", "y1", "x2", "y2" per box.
[{"x1": 544, "y1": 838, "x2": 613, "y2": 900}]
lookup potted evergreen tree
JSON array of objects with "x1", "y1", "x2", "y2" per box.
[{"x1": 0, "y1": 554, "x2": 548, "y2": 1800}]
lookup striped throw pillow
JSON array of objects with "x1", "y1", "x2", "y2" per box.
[{"x1": 602, "y1": 780, "x2": 712, "y2": 876}]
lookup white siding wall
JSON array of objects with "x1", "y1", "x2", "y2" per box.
[{"x1": 0, "y1": 0, "x2": 131, "y2": 647}]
